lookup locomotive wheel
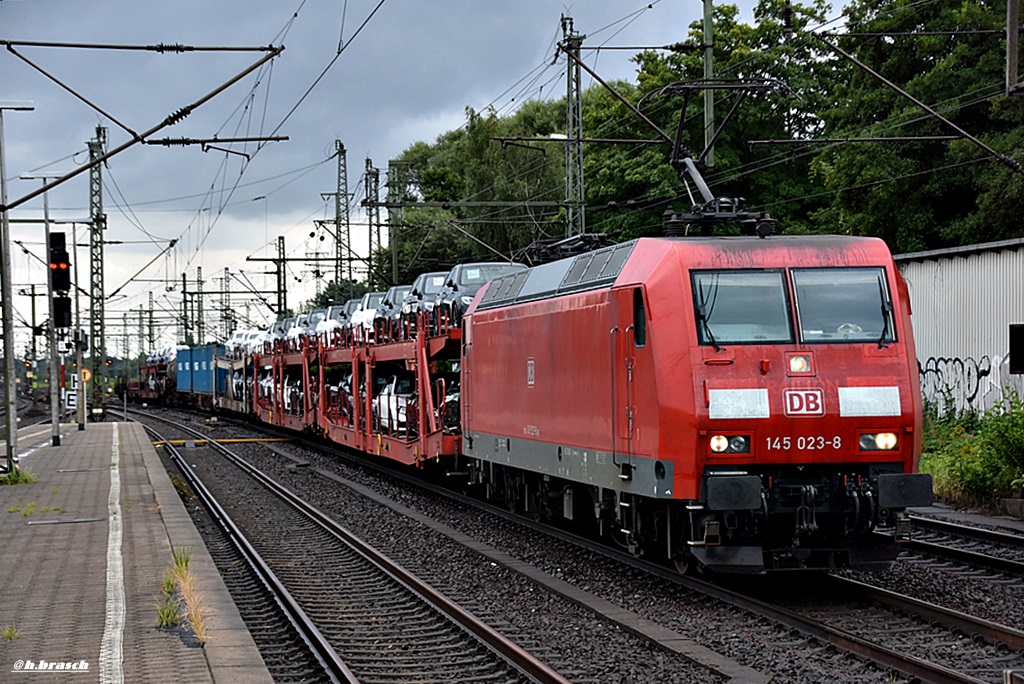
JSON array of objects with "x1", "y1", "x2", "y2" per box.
[
  {"x1": 673, "y1": 556, "x2": 695, "y2": 576},
  {"x1": 503, "y1": 476, "x2": 524, "y2": 514}
]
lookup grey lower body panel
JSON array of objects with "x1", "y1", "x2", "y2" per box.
[{"x1": 463, "y1": 430, "x2": 676, "y2": 498}]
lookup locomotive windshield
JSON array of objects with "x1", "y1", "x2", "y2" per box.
[
  {"x1": 692, "y1": 270, "x2": 793, "y2": 345},
  {"x1": 792, "y1": 267, "x2": 896, "y2": 344},
  {"x1": 692, "y1": 267, "x2": 896, "y2": 345}
]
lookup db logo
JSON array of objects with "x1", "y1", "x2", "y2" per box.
[
  {"x1": 784, "y1": 389, "x2": 824, "y2": 416},
  {"x1": 527, "y1": 357, "x2": 535, "y2": 387}
]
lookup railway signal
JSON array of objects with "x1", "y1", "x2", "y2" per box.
[
  {"x1": 53, "y1": 296, "x2": 71, "y2": 328},
  {"x1": 48, "y1": 231, "x2": 71, "y2": 293},
  {"x1": 48, "y1": 232, "x2": 72, "y2": 328}
]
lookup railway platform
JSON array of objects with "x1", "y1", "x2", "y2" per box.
[
  {"x1": 912, "y1": 502, "x2": 1024, "y2": 533},
  {"x1": 0, "y1": 421, "x2": 272, "y2": 683}
]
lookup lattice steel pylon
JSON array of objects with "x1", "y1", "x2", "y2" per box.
[
  {"x1": 137, "y1": 308, "x2": 144, "y2": 357},
  {"x1": 181, "y1": 272, "x2": 190, "y2": 345},
  {"x1": 336, "y1": 141, "x2": 351, "y2": 289},
  {"x1": 276, "y1": 236, "x2": 286, "y2": 316},
  {"x1": 562, "y1": 16, "x2": 585, "y2": 237},
  {"x1": 148, "y1": 291, "x2": 155, "y2": 349},
  {"x1": 364, "y1": 158, "x2": 381, "y2": 289},
  {"x1": 196, "y1": 267, "x2": 204, "y2": 344},
  {"x1": 88, "y1": 126, "x2": 107, "y2": 390},
  {"x1": 386, "y1": 160, "x2": 412, "y2": 285},
  {"x1": 221, "y1": 267, "x2": 232, "y2": 339}
]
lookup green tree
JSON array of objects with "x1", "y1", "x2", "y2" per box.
[
  {"x1": 586, "y1": 0, "x2": 835, "y2": 238},
  {"x1": 385, "y1": 102, "x2": 568, "y2": 281},
  {"x1": 810, "y1": 0, "x2": 1024, "y2": 251}
]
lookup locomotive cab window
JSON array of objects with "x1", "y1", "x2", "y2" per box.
[
  {"x1": 691, "y1": 270, "x2": 793, "y2": 345},
  {"x1": 633, "y1": 288, "x2": 647, "y2": 347},
  {"x1": 792, "y1": 267, "x2": 896, "y2": 344}
]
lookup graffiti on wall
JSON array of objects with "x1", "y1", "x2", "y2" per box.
[{"x1": 918, "y1": 355, "x2": 994, "y2": 413}]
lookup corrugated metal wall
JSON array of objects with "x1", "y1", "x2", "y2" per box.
[{"x1": 897, "y1": 244, "x2": 1024, "y2": 413}]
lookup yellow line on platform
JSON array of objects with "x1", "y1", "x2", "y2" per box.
[{"x1": 151, "y1": 438, "x2": 293, "y2": 446}]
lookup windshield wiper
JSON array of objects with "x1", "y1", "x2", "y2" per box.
[
  {"x1": 877, "y1": 277, "x2": 892, "y2": 348},
  {"x1": 697, "y1": 304, "x2": 722, "y2": 352}
]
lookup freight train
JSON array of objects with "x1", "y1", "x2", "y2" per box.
[{"x1": 134, "y1": 233, "x2": 932, "y2": 574}]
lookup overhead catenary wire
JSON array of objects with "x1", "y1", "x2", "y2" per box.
[{"x1": 172, "y1": 0, "x2": 388, "y2": 276}]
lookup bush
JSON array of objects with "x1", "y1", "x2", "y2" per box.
[{"x1": 920, "y1": 391, "x2": 1024, "y2": 507}]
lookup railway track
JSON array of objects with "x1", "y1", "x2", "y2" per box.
[
  {"x1": 453, "y1": 494, "x2": 1024, "y2": 684},
  {"x1": 759, "y1": 573, "x2": 1024, "y2": 684},
  {"x1": 281, "y1": 432, "x2": 1024, "y2": 683},
  {"x1": 141, "y1": 407, "x2": 1024, "y2": 682},
  {"x1": 906, "y1": 515, "x2": 1024, "y2": 574},
  {"x1": 149, "y1": 423, "x2": 345, "y2": 684},
  {"x1": 140, "y1": 410, "x2": 572, "y2": 684}
]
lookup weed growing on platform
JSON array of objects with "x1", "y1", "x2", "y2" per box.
[
  {"x1": 178, "y1": 574, "x2": 208, "y2": 645},
  {"x1": 0, "y1": 467, "x2": 38, "y2": 486},
  {"x1": 1, "y1": 623, "x2": 21, "y2": 640},
  {"x1": 156, "y1": 567, "x2": 183, "y2": 628},
  {"x1": 20, "y1": 501, "x2": 38, "y2": 517},
  {"x1": 169, "y1": 474, "x2": 194, "y2": 503},
  {"x1": 156, "y1": 596, "x2": 182, "y2": 628},
  {"x1": 157, "y1": 547, "x2": 207, "y2": 644},
  {"x1": 171, "y1": 546, "x2": 191, "y2": 577},
  {"x1": 7, "y1": 504, "x2": 20, "y2": 513},
  {"x1": 160, "y1": 570, "x2": 176, "y2": 597}
]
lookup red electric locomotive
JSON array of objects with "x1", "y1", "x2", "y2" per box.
[{"x1": 460, "y1": 234, "x2": 931, "y2": 573}]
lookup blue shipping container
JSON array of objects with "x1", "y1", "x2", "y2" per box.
[
  {"x1": 177, "y1": 347, "x2": 193, "y2": 393},
  {"x1": 192, "y1": 344, "x2": 227, "y2": 396}
]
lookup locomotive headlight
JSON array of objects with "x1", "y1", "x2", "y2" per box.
[
  {"x1": 788, "y1": 354, "x2": 812, "y2": 373},
  {"x1": 729, "y1": 436, "x2": 750, "y2": 452},
  {"x1": 710, "y1": 434, "x2": 750, "y2": 454},
  {"x1": 859, "y1": 432, "x2": 898, "y2": 451}
]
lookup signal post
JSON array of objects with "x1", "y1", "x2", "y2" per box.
[{"x1": 47, "y1": 227, "x2": 71, "y2": 445}]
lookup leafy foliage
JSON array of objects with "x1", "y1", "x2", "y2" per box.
[
  {"x1": 810, "y1": 0, "x2": 1024, "y2": 251},
  {"x1": 920, "y1": 392, "x2": 1024, "y2": 507}
]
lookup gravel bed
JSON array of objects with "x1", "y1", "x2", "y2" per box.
[
  {"x1": 167, "y1": 413, "x2": 1024, "y2": 682},
  {"x1": 210, "y1": 434, "x2": 904, "y2": 684},
  {"x1": 186, "y1": 441, "x2": 724, "y2": 684}
]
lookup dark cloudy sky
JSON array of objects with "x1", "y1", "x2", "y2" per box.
[{"x1": 2, "y1": 0, "x2": 754, "y2": 353}]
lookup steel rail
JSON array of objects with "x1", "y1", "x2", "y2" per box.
[
  {"x1": 911, "y1": 514, "x2": 1024, "y2": 546},
  {"x1": 523, "y1": 532, "x2": 991, "y2": 684},
  {"x1": 142, "y1": 423, "x2": 357, "y2": 684},
  {"x1": 825, "y1": 575, "x2": 1024, "y2": 651},
  {"x1": 268, "y1": 424, "x2": 990, "y2": 684},
  {"x1": 145, "y1": 408, "x2": 999, "y2": 684},
  {"x1": 909, "y1": 538, "x2": 1024, "y2": 575},
  {"x1": 140, "y1": 410, "x2": 572, "y2": 684},
  {"x1": 902, "y1": 516, "x2": 1024, "y2": 575}
]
